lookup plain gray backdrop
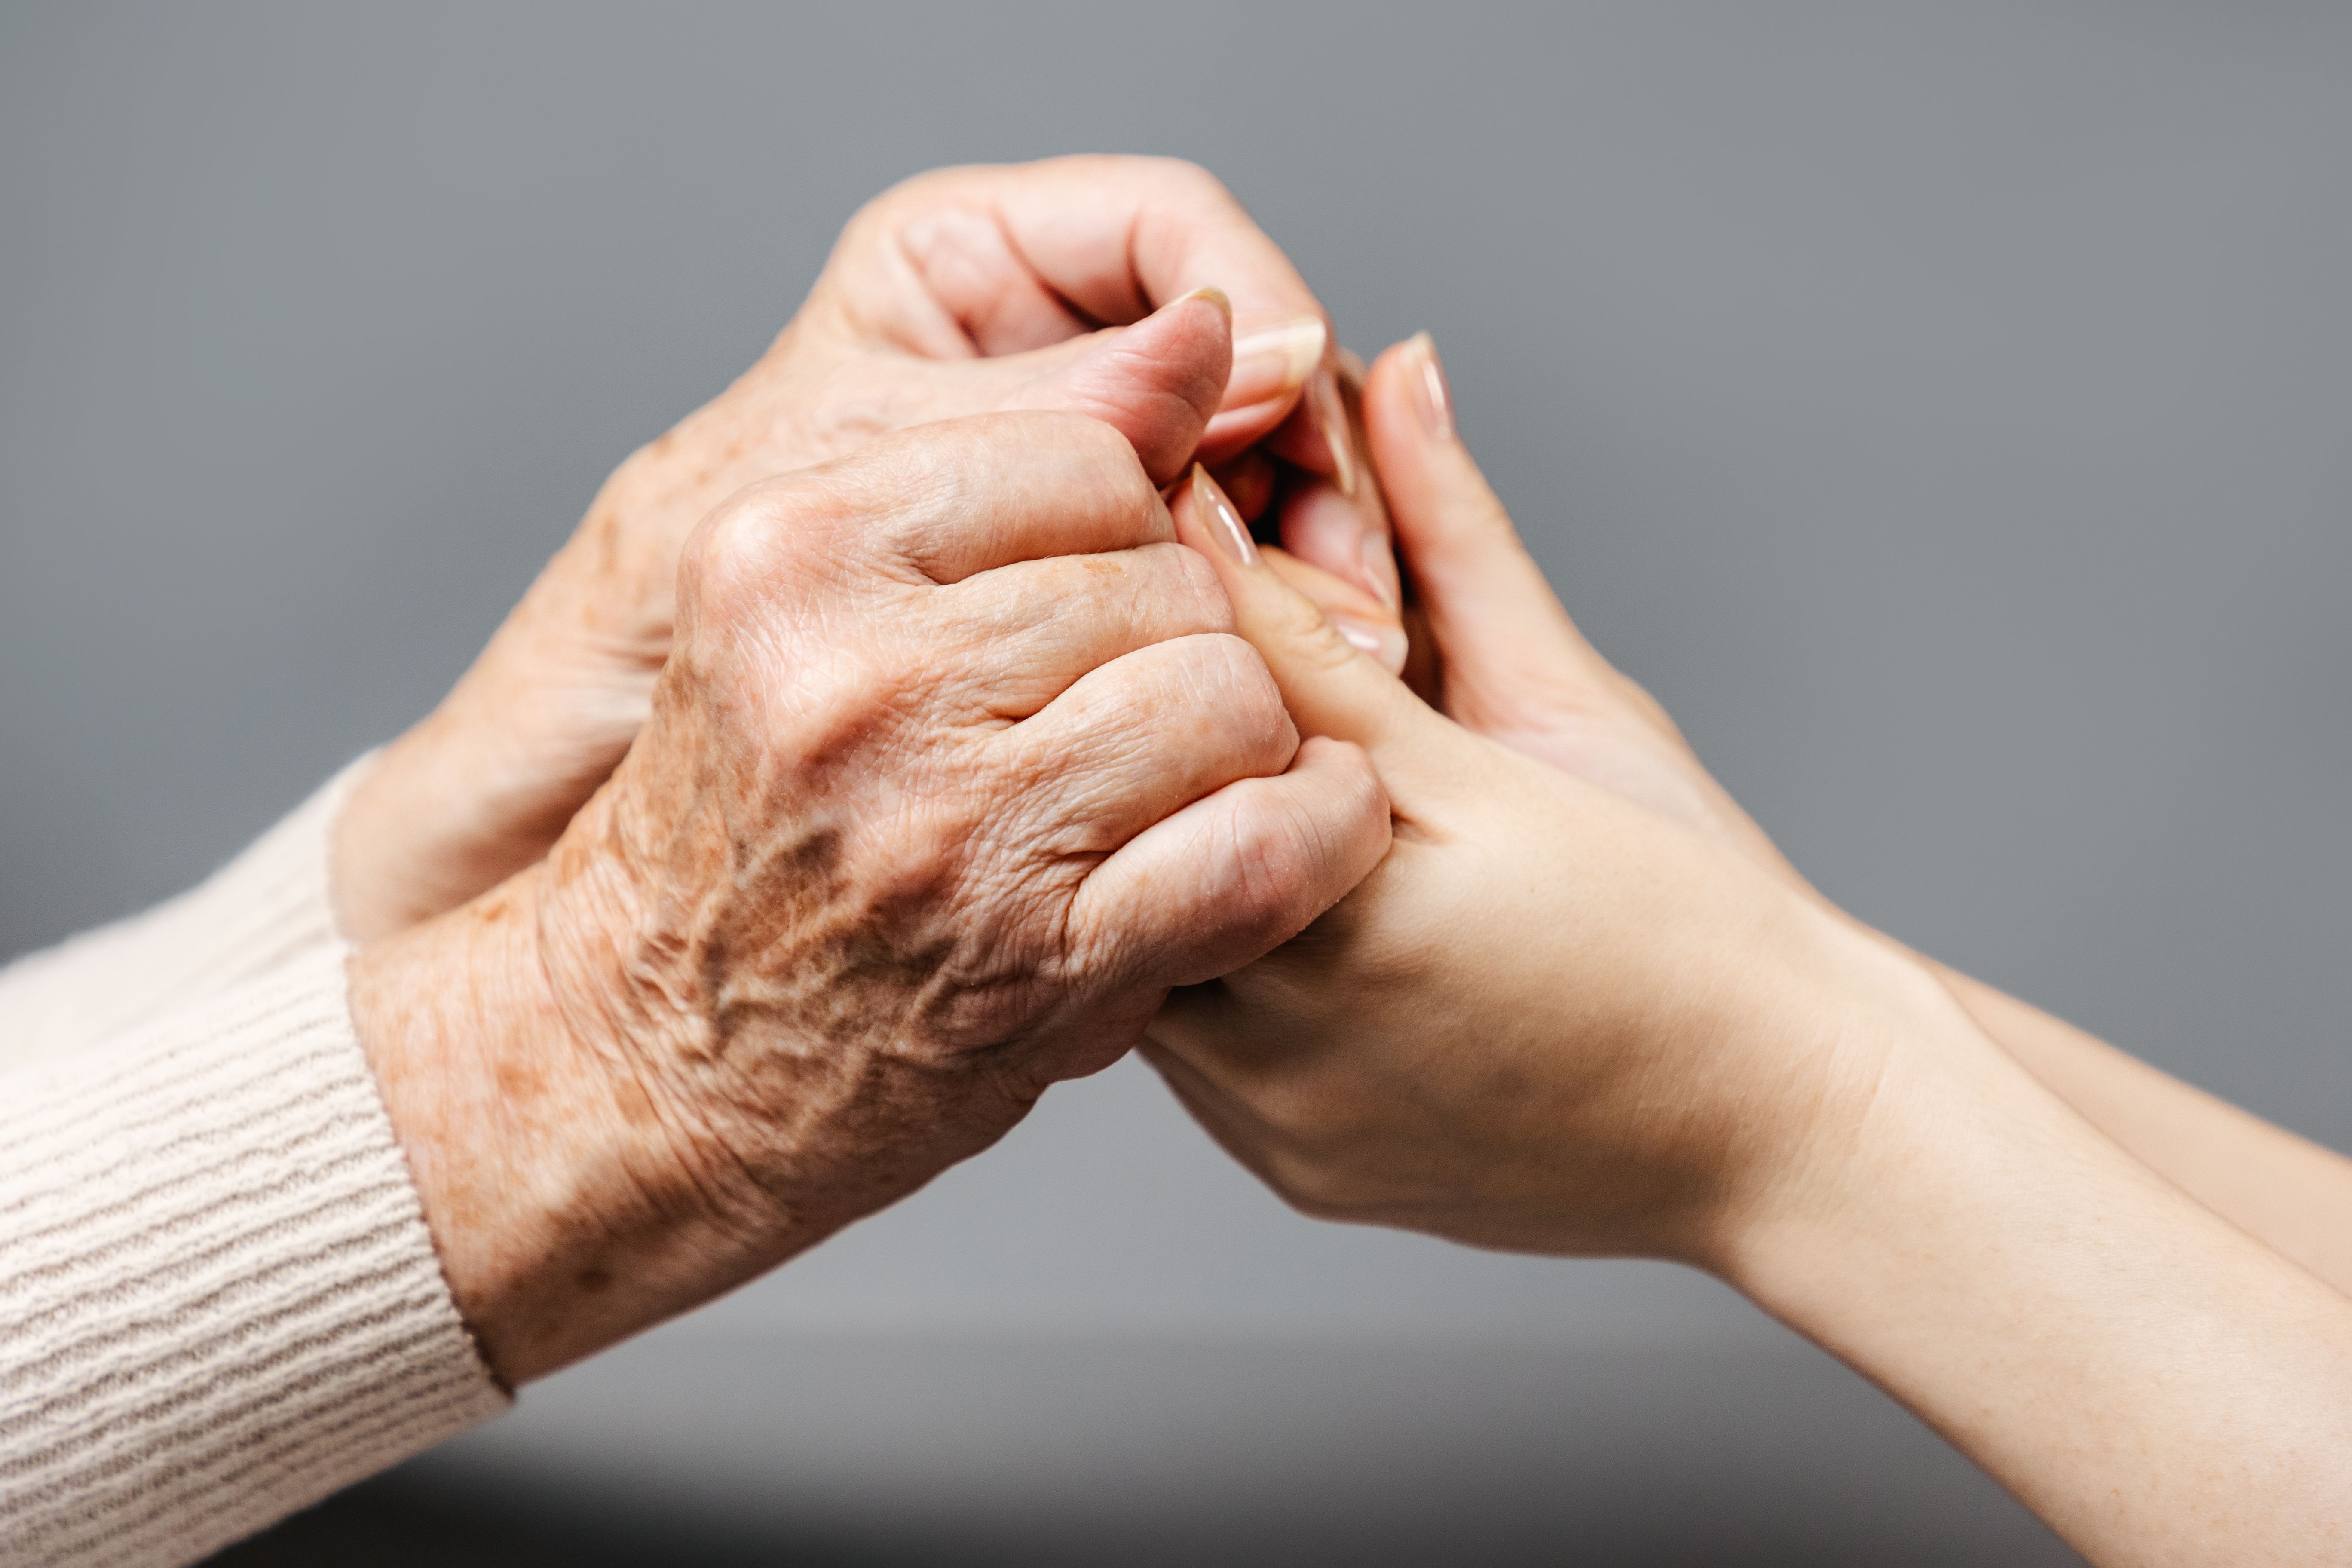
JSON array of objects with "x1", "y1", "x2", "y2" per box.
[{"x1": 6, "y1": 3, "x2": 2347, "y2": 1563}]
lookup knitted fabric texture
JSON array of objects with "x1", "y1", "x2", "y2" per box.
[{"x1": 0, "y1": 876, "x2": 508, "y2": 1568}]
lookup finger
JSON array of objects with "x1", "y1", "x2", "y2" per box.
[
  {"x1": 1207, "y1": 449, "x2": 1278, "y2": 522},
  {"x1": 1213, "y1": 312, "x2": 1327, "y2": 452},
  {"x1": 1259, "y1": 348, "x2": 1402, "y2": 613},
  {"x1": 821, "y1": 289, "x2": 1236, "y2": 487},
  {"x1": 788, "y1": 412, "x2": 1170, "y2": 584},
  {"x1": 830, "y1": 158, "x2": 1329, "y2": 451},
  {"x1": 924, "y1": 542, "x2": 1233, "y2": 723},
  {"x1": 1359, "y1": 334, "x2": 1619, "y2": 700},
  {"x1": 997, "y1": 631, "x2": 1301, "y2": 863},
  {"x1": 1261, "y1": 547, "x2": 1407, "y2": 677},
  {"x1": 1276, "y1": 478, "x2": 1403, "y2": 629},
  {"x1": 1010, "y1": 288, "x2": 1230, "y2": 484},
  {"x1": 1073, "y1": 735, "x2": 1390, "y2": 992},
  {"x1": 1169, "y1": 464, "x2": 1443, "y2": 778}
]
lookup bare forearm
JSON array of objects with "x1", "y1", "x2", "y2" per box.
[
  {"x1": 1934, "y1": 964, "x2": 2352, "y2": 1298},
  {"x1": 1732, "y1": 1026, "x2": 2352, "y2": 1567}
]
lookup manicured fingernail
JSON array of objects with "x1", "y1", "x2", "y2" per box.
[
  {"x1": 1174, "y1": 285, "x2": 1233, "y2": 326},
  {"x1": 1225, "y1": 314, "x2": 1326, "y2": 408},
  {"x1": 1191, "y1": 464, "x2": 1257, "y2": 566},
  {"x1": 1408, "y1": 331, "x2": 1453, "y2": 440},
  {"x1": 1309, "y1": 368, "x2": 1359, "y2": 497},
  {"x1": 1332, "y1": 615, "x2": 1409, "y2": 675},
  {"x1": 1359, "y1": 531, "x2": 1402, "y2": 614}
]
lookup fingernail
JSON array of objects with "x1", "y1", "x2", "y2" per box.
[
  {"x1": 1309, "y1": 368, "x2": 1359, "y2": 497},
  {"x1": 1332, "y1": 615, "x2": 1409, "y2": 675},
  {"x1": 1408, "y1": 331, "x2": 1453, "y2": 440},
  {"x1": 1174, "y1": 285, "x2": 1233, "y2": 326},
  {"x1": 1226, "y1": 314, "x2": 1326, "y2": 408},
  {"x1": 1191, "y1": 464, "x2": 1257, "y2": 566},
  {"x1": 1359, "y1": 531, "x2": 1402, "y2": 614}
]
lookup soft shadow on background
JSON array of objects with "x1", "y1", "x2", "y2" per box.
[{"x1": 7, "y1": 2, "x2": 2348, "y2": 1562}]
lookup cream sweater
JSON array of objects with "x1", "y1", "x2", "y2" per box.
[{"x1": 0, "y1": 769, "x2": 509, "y2": 1567}]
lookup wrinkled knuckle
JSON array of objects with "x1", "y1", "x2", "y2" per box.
[
  {"x1": 1185, "y1": 633, "x2": 1287, "y2": 726},
  {"x1": 683, "y1": 493, "x2": 794, "y2": 606},
  {"x1": 1148, "y1": 542, "x2": 1236, "y2": 631}
]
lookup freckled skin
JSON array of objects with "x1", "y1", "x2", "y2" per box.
[{"x1": 349, "y1": 413, "x2": 1391, "y2": 1384}]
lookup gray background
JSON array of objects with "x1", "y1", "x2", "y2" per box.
[{"x1": 6, "y1": 2, "x2": 2348, "y2": 1562}]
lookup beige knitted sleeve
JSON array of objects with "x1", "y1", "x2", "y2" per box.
[
  {"x1": 0, "y1": 760, "x2": 371, "y2": 1079},
  {"x1": 0, "y1": 945, "x2": 510, "y2": 1568}
]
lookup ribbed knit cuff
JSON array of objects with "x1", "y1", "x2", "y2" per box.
[
  {"x1": 0, "y1": 946, "x2": 509, "y2": 1568},
  {"x1": 0, "y1": 757, "x2": 375, "y2": 1077}
]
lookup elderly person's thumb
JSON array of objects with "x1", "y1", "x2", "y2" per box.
[{"x1": 1008, "y1": 287, "x2": 1239, "y2": 484}]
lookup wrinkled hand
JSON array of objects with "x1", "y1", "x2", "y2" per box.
[
  {"x1": 349, "y1": 414, "x2": 1390, "y2": 1382},
  {"x1": 336, "y1": 156, "x2": 1397, "y2": 941}
]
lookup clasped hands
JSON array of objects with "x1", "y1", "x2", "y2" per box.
[{"x1": 334, "y1": 157, "x2": 2079, "y2": 1387}]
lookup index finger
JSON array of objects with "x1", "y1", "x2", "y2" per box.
[{"x1": 787, "y1": 411, "x2": 1172, "y2": 586}]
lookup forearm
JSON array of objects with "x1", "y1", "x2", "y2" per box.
[
  {"x1": 1729, "y1": 1011, "x2": 2352, "y2": 1567},
  {"x1": 1934, "y1": 962, "x2": 2352, "y2": 1298},
  {"x1": 0, "y1": 948, "x2": 504, "y2": 1567}
]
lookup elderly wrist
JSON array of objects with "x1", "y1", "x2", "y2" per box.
[{"x1": 346, "y1": 859, "x2": 760, "y2": 1383}]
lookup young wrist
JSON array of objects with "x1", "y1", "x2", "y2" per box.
[
  {"x1": 1690, "y1": 924, "x2": 2034, "y2": 1289},
  {"x1": 1704, "y1": 956, "x2": 2079, "y2": 1325}
]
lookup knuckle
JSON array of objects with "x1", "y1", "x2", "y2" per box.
[
  {"x1": 1179, "y1": 633, "x2": 1287, "y2": 725},
  {"x1": 1153, "y1": 541, "x2": 1236, "y2": 628},
  {"x1": 682, "y1": 492, "x2": 794, "y2": 604}
]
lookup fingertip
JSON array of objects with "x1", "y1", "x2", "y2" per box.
[
  {"x1": 1172, "y1": 466, "x2": 1424, "y2": 756},
  {"x1": 1027, "y1": 292, "x2": 1234, "y2": 484},
  {"x1": 1360, "y1": 334, "x2": 1534, "y2": 581}
]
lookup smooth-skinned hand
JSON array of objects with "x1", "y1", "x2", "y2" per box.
[
  {"x1": 334, "y1": 156, "x2": 1402, "y2": 942},
  {"x1": 1147, "y1": 353, "x2": 2352, "y2": 1568},
  {"x1": 347, "y1": 412, "x2": 1391, "y2": 1384},
  {"x1": 1147, "y1": 462, "x2": 1975, "y2": 1265}
]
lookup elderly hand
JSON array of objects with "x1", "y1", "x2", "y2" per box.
[
  {"x1": 334, "y1": 156, "x2": 1400, "y2": 941},
  {"x1": 346, "y1": 413, "x2": 1389, "y2": 1383}
]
